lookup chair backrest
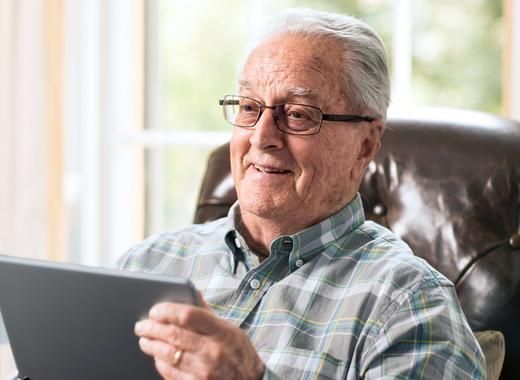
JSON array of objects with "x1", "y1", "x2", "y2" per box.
[{"x1": 193, "y1": 107, "x2": 520, "y2": 378}]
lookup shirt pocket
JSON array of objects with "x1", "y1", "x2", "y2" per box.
[{"x1": 258, "y1": 346, "x2": 348, "y2": 380}]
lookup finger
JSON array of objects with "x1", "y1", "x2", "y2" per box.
[
  {"x1": 140, "y1": 338, "x2": 209, "y2": 378},
  {"x1": 135, "y1": 319, "x2": 204, "y2": 352},
  {"x1": 154, "y1": 358, "x2": 196, "y2": 380},
  {"x1": 139, "y1": 337, "x2": 183, "y2": 369},
  {"x1": 149, "y1": 303, "x2": 223, "y2": 335}
]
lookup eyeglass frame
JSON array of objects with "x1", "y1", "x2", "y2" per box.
[{"x1": 218, "y1": 95, "x2": 375, "y2": 136}]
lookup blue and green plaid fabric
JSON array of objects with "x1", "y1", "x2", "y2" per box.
[{"x1": 119, "y1": 194, "x2": 486, "y2": 379}]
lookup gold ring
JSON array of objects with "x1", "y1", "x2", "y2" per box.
[{"x1": 171, "y1": 348, "x2": 184, "y2": 367}]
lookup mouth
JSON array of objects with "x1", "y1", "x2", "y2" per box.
[{"x1": 252, "y1": 164, "x2": 291, "y2": 174}]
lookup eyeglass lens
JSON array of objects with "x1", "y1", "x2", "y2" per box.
[{"x1": 223, "y1": 96, "x2": 322, "y2": 134}]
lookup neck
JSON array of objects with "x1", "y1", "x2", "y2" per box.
[{"x1": 236, "y1": 217, "x2": 284, "y2": 261}]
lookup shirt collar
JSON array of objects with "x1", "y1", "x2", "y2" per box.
[
  {"x1": 225, "y1": 193, "x2": 365, "y2": 270},
  {"x1": 285, "y1": 193, "x2": 365, "y2": 270}
]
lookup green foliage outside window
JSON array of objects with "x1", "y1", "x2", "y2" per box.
[{"x1": 412, "y1": 0, "x2": 503, "y2": 113}]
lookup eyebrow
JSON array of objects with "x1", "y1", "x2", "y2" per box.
[
  {"x1": 238, "y1": 80, "x2": 318, "y2": 101},
  {"x1": 238, "y1": 79, "x2": 251, "y2": 90},
  {"x1": 288, "y1": 86, "x2": 313, "y2": 97}
]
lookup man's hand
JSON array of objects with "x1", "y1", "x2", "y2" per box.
[{"x1": 134, "y1": 295, "x2": 265, "y2": 380}]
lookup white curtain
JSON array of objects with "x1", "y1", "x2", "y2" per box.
[
  {"x1": 0, "y1": 0, "x2": 49, "y2": 260},
  {"x1": 63, "y1": 0, "x2": 144, "y2": 267}
]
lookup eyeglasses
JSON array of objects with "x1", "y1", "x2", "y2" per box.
[{"x1": 218, "y1": 95, "x2": 374, "y2": 135}]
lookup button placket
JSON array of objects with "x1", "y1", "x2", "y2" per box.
[{"x1": 250, "y1": 278, "x2": 261, "y2": 290}]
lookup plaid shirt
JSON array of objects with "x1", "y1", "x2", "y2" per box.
[{"x1": 119, "y1": 194, "x2": 486, "y2": 379}]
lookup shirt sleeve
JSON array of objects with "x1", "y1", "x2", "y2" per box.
[
  {"x1": 114, "y1": 232, "x2": 165, "y2": 271},
  {"x1": 361, "y1": 279, "x2": 487, "y2": 379}
]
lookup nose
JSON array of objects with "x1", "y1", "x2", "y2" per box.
[{"x1": 249, "y1": 107, "x2": 285, "y2": 150}]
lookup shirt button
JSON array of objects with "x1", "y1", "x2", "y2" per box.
[
  {"x1": 295, "y1": 259, "x2": 304, "y2": 268},
  {"x1": 250, "y1": 278, "x2": 261, "y2": 290}
]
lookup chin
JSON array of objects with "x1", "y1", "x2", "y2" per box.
[{"x1": 239, "y1": 194, "x2": 286, "y2": 219}]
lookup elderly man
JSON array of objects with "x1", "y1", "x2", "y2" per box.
[{"x1": 120, "y1": 8, "x2": 486, "y2": 379}]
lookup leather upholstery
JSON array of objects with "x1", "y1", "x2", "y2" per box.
[{"x1": 193, "y1": 108, "x2": 520, "y2": 378}]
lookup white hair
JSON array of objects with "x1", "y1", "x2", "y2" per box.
[{"x1": 241, "y1": 8, "x2": 391, "y2": 120}]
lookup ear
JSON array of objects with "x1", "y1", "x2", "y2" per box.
[{"x1": 351, "y1": 120, "x2": 385, "y2": 182}]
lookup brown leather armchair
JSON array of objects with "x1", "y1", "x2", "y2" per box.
[{"x1": 193, "y1": 108, "x2": 520, "y2": 379}]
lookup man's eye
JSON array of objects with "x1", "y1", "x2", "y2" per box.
[
  {"x1": 287, "y1": 110, "x2": 310, "y2": 120},
  {"x1": 240, "y1": 104, "x2": 258, "y2": 113}
]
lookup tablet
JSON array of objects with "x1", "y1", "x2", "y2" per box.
[{"x1": 0, "y1": 254, "x2": 199, "y2": 380}]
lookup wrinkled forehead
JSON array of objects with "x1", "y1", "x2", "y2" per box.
[{"x1": 239, "y1": 34, "x2": 346, "y2": 105}]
